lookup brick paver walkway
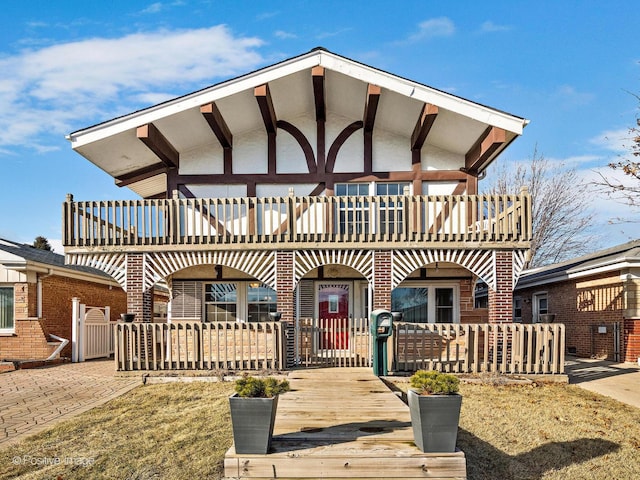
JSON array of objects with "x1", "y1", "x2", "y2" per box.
[{"x1": 0, "y1": 360, "x2": 140, "y2": 447}]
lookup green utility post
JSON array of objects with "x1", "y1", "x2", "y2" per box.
[{"x1": 370, "y1": 309, "x2": 393, "y2": 376}]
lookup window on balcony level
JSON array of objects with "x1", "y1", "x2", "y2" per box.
[{"x1": 335, "y1": 182, "x2": 410, "y2": 235}]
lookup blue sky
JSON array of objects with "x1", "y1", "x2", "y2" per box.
[{"x1": 0, "y1": 0, "x2": 638, "y2": 253}]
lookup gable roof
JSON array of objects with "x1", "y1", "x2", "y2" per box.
[
  {"x1": 67, "y1": 47, "x2": 528, "y2": 198},
  {"x1": 0, "y1": 238, "x2": 115, "y2": 282},
  {"x1": 516, "y1": 240, "x2": 640, "y2": 289}
]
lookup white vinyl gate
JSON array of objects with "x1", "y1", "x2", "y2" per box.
[{"x1": 71, "y1": 298, "x2": 113, "y2": 362}]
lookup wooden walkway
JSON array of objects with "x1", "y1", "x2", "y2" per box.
[{"x1": 224, "y1": 368, "x2": 466, "y2": 479}]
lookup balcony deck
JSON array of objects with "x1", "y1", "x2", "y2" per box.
[{"x1": 62, "y1": 192, "x2": 531, "y2": 253}]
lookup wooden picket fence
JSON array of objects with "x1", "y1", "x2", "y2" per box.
[
  {"x1": 393, "y1": 322, "x2": 565, "y2": 374},
  {"x1": 294, "y1": 317, "x2": 371, "y2": 367},
  {"x1": 114, "y1": 321, "x2": 286, "y2": 371},
  {"x1": 114, "y1": 320, "x2": 565, "y2": 374}
]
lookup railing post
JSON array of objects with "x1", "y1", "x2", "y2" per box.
[{"x1": 71, "y1": 297, "x2": 80, "y2": 362}]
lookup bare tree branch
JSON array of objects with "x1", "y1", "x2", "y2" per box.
[
  {"x1": 592, "y1": 94, "x2": 640, "y2": 216},
  {"x1": 484, "y1": 146, "x2": 598, "y2": 268}
]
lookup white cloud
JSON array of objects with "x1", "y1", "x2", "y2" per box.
[
  {"x1": 274, "y1": 30, "x2": 297, "y2": 40},
  {"x1": 48, "y1": 238, "x2": 64, "y2": 254},
  {"x1": 551, "y1": 85, "x2": 594, "y2": 109},
  {"x1": 480, "y1": 21, "x2": 512, "y2": 33},
  {"x1": 141, "y1": 2, "x2": 164, "y2": 14},
  {"x1": 139, "y1": 1, "x2": 184, "y2": 14},
  {"x1": 317, "y1": 27, "x2": 352, "y2": 40},
  {"x1": 0, "y1": 25, "x2": 264, "y2": 153},
  {"x1": 406, "y1": 17, "x2": 455, "y2": 43},
  {"x1": 256, "y1": 12, "x2": 279, "y2": 21},
  {"x1": 590, "y1": 128, "x2": 632, "y2": 153}
]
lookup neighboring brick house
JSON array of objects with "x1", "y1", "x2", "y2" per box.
[
  {"x1": 0, "y1": 238, "x2": 127, "y2": 360},
  {"x1": 62, "y1": 48, "x2": 530, "y2": 355},
  {"x1": 514, "y1": 240, "x2": 640, "y2": 363}
]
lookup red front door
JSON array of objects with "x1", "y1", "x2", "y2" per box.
[{"x1": 318, "y1": 284, "x2": 350, "y2": 350}]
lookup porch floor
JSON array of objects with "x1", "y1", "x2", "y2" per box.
[{"x1": 224, "y1": 368, "x2": 466, "y2": 479}]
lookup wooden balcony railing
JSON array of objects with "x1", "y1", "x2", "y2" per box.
[{"x1": 63, "y1": 190, "x2": 531, "y2": 251}]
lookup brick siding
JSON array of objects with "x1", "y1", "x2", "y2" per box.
[
  {"x1": 516, "y1": 271, "x2": 638, "y2": 362},
  {"x1": 460, "y1": 278, "x2": 488, "y2": 323},
  {"x1": 373, "y1": 251, "x2": 392, "y2": 311},
  {"x1": 0, "y1": 274, "x2": 126, "y2": 361},
  {"x1": 488, "y1": 251, "x2": 513, "y2": 324}
]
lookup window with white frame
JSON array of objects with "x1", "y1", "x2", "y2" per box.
[
  {"x1": 533, "y1": 292, "x2": 548, "y2": 323},
  {"x1": 247, "y1": 283, "x2": 277, "y2": 322},
  {"x1": 205, "y1": 283, "x2": 238, "y2": 322},
  {"x1": 376, "y1": 182, "x2": 409, "y2": 235},
  {"x1": 0, "y1": 287, "x2": 14, "y2": 333},
  {"x1": 513, "y1": 296, "x2": 523, "y2": 323},
  {"x1": 335, "y1": 182, "x2": 411, "y2": 235},
  {"x1": 335, "y1": 183, "x2": 370, "y2": 234},
  {"x1": 204, "y1": 282, "x2": 278, "y2": 322},
  {"x1": 391, "y1": 283, "x2": 458, "y2": 323}
]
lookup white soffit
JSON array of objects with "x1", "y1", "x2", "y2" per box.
[
  {"x1": 129, "y1": 174, "x2": 167, "y2": 198},
  {"x1": 75, "y1": 132, "x2": 158, "y2": 178},
  {"x1": 269, "y1": 69, "x2": 314, "y2": 121},
  {"x1": 319, "y1": 52, "x2": 527, "y2": 134},
  {"x1": 68, "y1": 54, "x2": 321, "y2": 148},
  {"x1": 68, "y1": 49, "x2": 527, "y2": 150}
]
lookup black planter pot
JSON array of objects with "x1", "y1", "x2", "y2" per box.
[
  {"x1": 407, "y1": 389, "x2": 462, "y2": 453},
  {"x1": 120, "y1": 313, "x2": 135, "y2": 322},
  {"x1": 229, "y1": 393, "x2": 279, "y2": 454}
]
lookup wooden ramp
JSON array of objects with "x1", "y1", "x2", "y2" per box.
[{"x1": 224, "y1": 368, "x2": 466, "y2": 479}]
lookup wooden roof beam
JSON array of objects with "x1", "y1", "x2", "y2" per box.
[
  {"x1": 312, "y1": 66, "x2": 325, "y2": 122},
  {"x1": 363, "y1": 84, "x2": 381, "y2": 133},
  {"x1": 136, "y1": 123, "x2": 179, "y2": 168},
  {"x1": 254, "y1": 83, "x2": 277, "y2": 134},
  {"x1": 115, "y1": 163, "x2": 168, "y2": 187},
  {"x1": 200, "y1": 103, "x2": 232, "y2": 148},
  {"x1": 411, "y1": 103, "x2": 439, "y2": 151},
  {"x1": 465, "y1": 126, "x2": 507, "y2": 173}
]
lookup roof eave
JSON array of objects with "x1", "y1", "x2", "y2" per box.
[{"x1": 67, "y1": 49, "x2": 528, "y2": 150}]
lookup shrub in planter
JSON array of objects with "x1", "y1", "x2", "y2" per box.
[
  {"x1": 229, "y1": 376, "x2": 290, "y2": 454},
  {"x1": 234, "y1": 376, "x2": 290, "y2": 398},
  {"x1": 410, "y1": 369, "x2": 460, "y2": 395},
  {"x1": 407, "y1": 370, "x2": 461, "y2": 453}
]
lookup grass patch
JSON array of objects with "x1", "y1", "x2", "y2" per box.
[
  {"x1": 1, "y1": 376, "x2": 640, "y2": 479},
  {"x1": 393, "y1": 378, "x2": 640, "y2": 480},
  {"x1": 0, "y1": 382, "x2": 234, "y2": 480}
]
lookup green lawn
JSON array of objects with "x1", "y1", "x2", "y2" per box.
[{"x1": 1, "y1": 377, "x2": 639, "y2": 479}]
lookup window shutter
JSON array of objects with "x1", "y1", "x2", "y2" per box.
[{"x1": 171, "y1": 281, "x2": 202, "y2": 320}]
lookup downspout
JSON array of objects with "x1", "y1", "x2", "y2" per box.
[{"x1": 47, "y1": 334, "x2": 70, "y2": 361}]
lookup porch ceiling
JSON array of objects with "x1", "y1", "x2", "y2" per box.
[{"x1": 68, "y1": 48, "x2": 527, "y2": 198}]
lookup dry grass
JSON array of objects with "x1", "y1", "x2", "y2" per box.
[
  {"x1": 1, "y1": 376, "x2": 639, "y2": 480},
  {"x1": 0, "y1": 382, "x2": 234, "y2": 480},
  {"x1": 393, "y1": 378, "x2": 640, "y2": 480}
]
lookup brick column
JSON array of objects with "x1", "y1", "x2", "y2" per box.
[
  {"x1": 488, "y1": 250, "x2": 513, "y2": 324},
  {"x1": 624, "y1": 319, "x2": 640, "y2": 363},
  {"x1": 14, "y1": 282, "x2": 37, "y2": 319},
  {"x1": 126, "y1": 253, "x2": 153, "y2": 322},
  {"x1": 373, "y1": 250, "x2": 392, "y2": 311},
  {"x1": 276, "y1": 251, "x2": 295, "y2": 368}
]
